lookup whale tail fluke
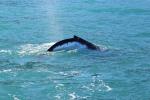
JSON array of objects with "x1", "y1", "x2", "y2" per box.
[{"x1": 47, "y1": 35, "x2": 100, "y2": 52}]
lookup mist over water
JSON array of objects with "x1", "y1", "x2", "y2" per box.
[{"x1": 0, "y1": 0, "x2": 150, "y2": 100}]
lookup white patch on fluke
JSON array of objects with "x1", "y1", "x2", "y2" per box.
[{"x1": 53, "y1": 42, "x2": 87, "y2": 51}]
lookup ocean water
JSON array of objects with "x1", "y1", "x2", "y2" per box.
[{"x1": 0, "y1": 0, "x2": 150, "y2": 99}]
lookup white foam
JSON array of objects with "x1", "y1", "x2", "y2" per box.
[
  {"x1": 81, "y1": 86, "x2": 93, "y2": 91},
  {"x1": 54, "y1": 95, "x2": 61, "y2": 100},
  {"x1": 12, "y1": 95, "x2": 20, "y2": 100},
  {"x1": 97, "y1": 80, "x2": 112, "y2": 92},
  {"x1": 92, "y1": 76, "x2": 112, "y2": 92},
  {"x1": 8, "y1": 94, "x2": 20, "y2": 100},
  {"x1": 0, "y1": 69, "x2": 12, "y2": 73},
  {"x1": 55, "y1": 83, "x2": 64, "y2": 89},
  {"x1": 58, "y1": 71, "x2": 80, "y2": 77},
  {"x1": 0, "y1": 50, "x2": 12, "y2": 54},
  {"x1": 18, "y1": 42, "x2": 55, "y2": 55},
  {"x1": 82, "y1": 77, "x2": 112, "y2": 92},
  {"x1": 69, "y1": 92, "x2": 77, "y2": 100}
]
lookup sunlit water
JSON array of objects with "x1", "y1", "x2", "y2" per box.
[{"x1": 0, "y1": 0, "x2": 150, "y2": 100}]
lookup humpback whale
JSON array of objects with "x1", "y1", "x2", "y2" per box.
[{"x1": 47, "y1": 35, "x2": 100, "y2": 52}]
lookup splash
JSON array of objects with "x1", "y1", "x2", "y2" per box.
[
  {"x1": 17, "y1": 42, "x2": 55, "y2": 56},
  {"x1": 45, "y1": 0, "x2": 63, "y2": 38},
  {"x1": 0, "y1": 42, "x2": 109, "y2": 57}
]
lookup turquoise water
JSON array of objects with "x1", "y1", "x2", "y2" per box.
[{"x1": 0, "y1": 0, "x2": 150, "y2": 99}]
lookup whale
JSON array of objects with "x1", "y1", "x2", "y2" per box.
[{"x1": 47, "y1": 35, "x2": 100, "y2": 52}]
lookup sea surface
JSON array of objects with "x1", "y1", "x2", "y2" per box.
[{"x1": 0, "y1": 0, "x2": 150, "y2": 100}]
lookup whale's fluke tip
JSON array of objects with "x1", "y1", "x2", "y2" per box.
[{"x1": 73, "y1": 35, "x2": 78, "y2": 38}]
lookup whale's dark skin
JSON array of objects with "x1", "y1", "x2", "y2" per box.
[{"x1": 47, "y1": 35, "x2": 100, "y2": 52}]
